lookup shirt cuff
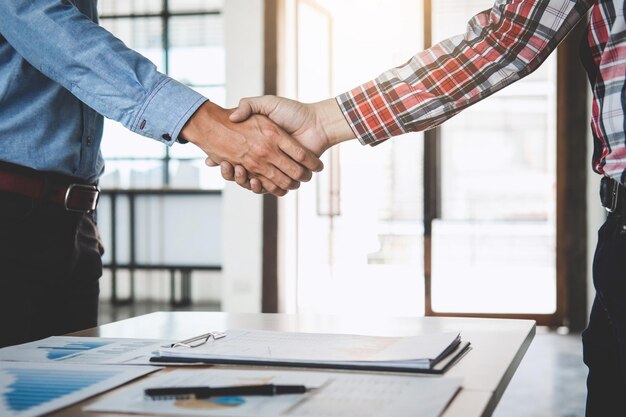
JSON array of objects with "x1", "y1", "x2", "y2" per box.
[
  {"x1": 131, "y1": 76, "x2": 208, "y2": 146},
  {"x1": 336, "y1": 80, "x2": 411, "y2": 146}
]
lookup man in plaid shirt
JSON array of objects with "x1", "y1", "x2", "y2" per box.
[{"x1": 218, "y1": 0, "x2": 625, "y2": 413}]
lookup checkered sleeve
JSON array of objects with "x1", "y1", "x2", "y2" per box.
[{"x1": 337, "y1": 0, "x2": 592, "y2": 146}]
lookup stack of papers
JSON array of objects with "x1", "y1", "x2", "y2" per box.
[{"x1": 153, "y1": 329, "x2": 469, "y2": 374}]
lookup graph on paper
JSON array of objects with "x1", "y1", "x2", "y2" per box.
[
  {"x1": 0, "y1": 362, "x2": 156, "y2": 417},
  {"x1": 39, "y1": 340, "x2": 112, "y2": 360},
  {"x1": 0, "y1": 337, "x2": 166, "y2": 365}
]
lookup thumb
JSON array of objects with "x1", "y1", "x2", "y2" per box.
[{"x1": 230, "y1": 96, "x2": 278, "y2": 123}]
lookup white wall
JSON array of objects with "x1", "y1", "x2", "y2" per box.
[{"x1": 220, "y1": 0, "x2": 266, "y2": 312}]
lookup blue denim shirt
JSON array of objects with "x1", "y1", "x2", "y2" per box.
[{"x1": 0, "y1": 0, "x2": 207, "y2": 182}]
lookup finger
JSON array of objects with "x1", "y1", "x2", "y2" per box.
[
  {"x1": 230, "y1": 96, "x2": 279, "y2": 123},
  {"x1": 278, "y1": 139, "x2": 324, "y2": 173},
  {"x1": 229, "y1": 99, "x2": 254, "y2": 122},
  {"x1": 258, "y1": 176, "x2": 288, "y2": 197},
  {"x1": 264, "y1": 163, "x2": 301, "y2": 190},
  {"x1": 249, "y1": 178, "x2": 265, "y2": 194},
  {"x1": 220, "y1": 161, "x2": 236, "y2": 181},
  {"x1": 205, "y1": 157, "x2": 219, "y2": 167},
  {"x1": 271, "y1": 152, "x2": 310, "y2": 185},
  {"x1": 234, "y1": 165, "x2": 253, "y2": 190}
]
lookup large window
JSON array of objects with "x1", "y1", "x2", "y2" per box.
[
  {"x1": 98, "y1": 0, "x2": 226, "y2": 190},
  {"x1": 428, "y1": 0, "x2": 558, "y2": 316},
  {"x1": 96, "y1": 1, "x2": 226, "y2": 306},
  {"x1": 278, "y1": 0, "x2": 569, "y2": 324}
]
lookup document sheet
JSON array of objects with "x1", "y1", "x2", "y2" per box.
[
  {"x1": 0, "y1": 336, "x2": 167, "y2": 365},
  {"x1": 86, "y1": 368, "x2": 463, "y2": 417},
  {"x1": 0, "y1": 362, "x2": 156, "y2": 417},
  {"x1": 155, "y1": 329, "x2": 462, "y2": 370}
]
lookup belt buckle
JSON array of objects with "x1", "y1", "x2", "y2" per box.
[{"x1": 64, "y1": 184, "x2": 100, "y2": 213}]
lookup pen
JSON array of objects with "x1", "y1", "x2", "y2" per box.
[{"x1": 144, "y1": 384, "x2": 309, "y2": 400}]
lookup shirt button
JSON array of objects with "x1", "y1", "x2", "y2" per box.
[
  {"x1": 162, "y1": 133, "x2": 172, "y2": 141},
  {"x1": 86, "y1": 136, "x2": 93, "y2": 146},
  {"x1": 140, "y1": 120, "x2": 147, "y2": 130}
]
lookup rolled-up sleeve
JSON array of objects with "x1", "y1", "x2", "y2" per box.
[
  {"x1": 0, "y1": 0, "x2": 206, "y2": 145},
  {"x1": 337, "y1": 0, "x2": 593, "y2": 146}
]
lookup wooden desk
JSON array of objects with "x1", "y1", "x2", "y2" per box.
[{"x1": 54, "y1": 312, "x2": 535, "y2": 417}]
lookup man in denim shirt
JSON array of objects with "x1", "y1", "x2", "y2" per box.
[{"x1": 0, "y1": 1, "x2": 323, "y2": 347}]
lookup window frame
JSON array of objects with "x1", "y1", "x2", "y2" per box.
[
  {"x1": 422, "y1": 0, "x2": 589, "y2": 329},
  {"x1": 99, "y1": 0, "x2": 224, "y2": 187}
]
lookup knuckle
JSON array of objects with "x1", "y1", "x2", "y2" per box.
[
  {"x1": 246, "y1": 158, "x2": 260, "y2": 172},
  {"x1": 280, "y1": 178, "x2": 294, "y2": 190},
  {"x1": 260, "y1": 123, "x2": 280, "y2": 138},
  {"x1": 252, "y1": 143, "x2": 271, "y2": 159},
  {"x1": 268, "y1": 183, "x2": 280, "y2": 194},
  {"x1": 292, "y1": 146, "x2": 307, "y2": 163},
  {"x1": 292, "y1": 166, "x2": 307, "y2": 181}
]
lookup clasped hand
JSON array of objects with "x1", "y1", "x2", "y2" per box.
[
  {"x1": 201, "y1": 96, "x2": 354, "y2": 196},
  {"x1": 180, "y1": 101, "x2": 324, "y2": 196}
]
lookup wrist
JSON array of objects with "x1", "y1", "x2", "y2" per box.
[
  {"x1": 313, "y1": 98, "x2": 355, "y2": 147},
  {"x1": 180, "y1": 101, "x2": 223, "y2": 146}
]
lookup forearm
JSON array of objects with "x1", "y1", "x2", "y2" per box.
[
  {"x1": 0, "y1": 0, "x2": 206, "y2": 145},
  {"x1": 337, "y1": 0, "x2": 593, "y2": 145}
]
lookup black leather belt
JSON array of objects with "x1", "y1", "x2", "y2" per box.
[
  {"x1": 600, "y1": 176, "x2": 626, "y2": 214},
  {"x1": 0, "y1": 163, "x2": 100, "y2": 213}
]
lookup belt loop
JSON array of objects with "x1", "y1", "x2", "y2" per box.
[{"x1": 621, "y1": 190, "x2": 626, "y2": 236}]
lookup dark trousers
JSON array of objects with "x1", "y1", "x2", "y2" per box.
[
  {"x1": 584, "y1": 213, "x2": 626, "y2": 416},
  {"x1": 0, "y1": 190, "x2": 103, "y2": 348}
]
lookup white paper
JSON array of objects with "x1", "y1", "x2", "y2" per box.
[
  {"x1": 87, "y1": 369, "x2": 329, "y2": 416},
  {"x1": 156, "y1": 329, "x2": 460, "y2": 370},
  {"x1": 0, "y1": 336, "x2": 168, "y2": 365},
  {"x1": 87, "y1": 368, "x2": 463, "y2": 417},
  {"x1": 0, "y1": 362, "x2": 156, "y2": 417}
]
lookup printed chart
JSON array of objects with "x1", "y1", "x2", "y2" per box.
[
  {"x1": 0, "y1": 362, "x2": 156, "y2": 417},
  {"x1": 0, "y1": 336, "x2": 164, "y2": 365}
]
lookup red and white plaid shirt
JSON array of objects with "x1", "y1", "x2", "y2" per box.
[{"x1": 337, "y1": 0, "x2": 626, "y2": 185}]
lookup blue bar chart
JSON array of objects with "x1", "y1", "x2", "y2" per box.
[
  {"x1": 0, "y1": 362, "x2": 156, "y2": 417},
  {"x1": 3, "y1": 367, "x2": 117, "y2": 411},
  {"x1": 0, "y1": 336, "x2": 161, "y2": 364},
  {"x1": 38, "y1": 341, "x2": 112, "y2": 360}
]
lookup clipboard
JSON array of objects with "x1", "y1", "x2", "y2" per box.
[{"x1": 150, "y1": 329, "x2": 471, "y2": 375}]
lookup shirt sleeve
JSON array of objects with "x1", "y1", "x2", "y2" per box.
[
  {"x1": 336, "y1": 0, "x2": 593, "y2": 146},
  {"x1": 0, "y1": 1, "x2": 207, "y2": 146}
]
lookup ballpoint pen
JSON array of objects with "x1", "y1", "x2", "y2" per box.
[{"x1": 144, "y1": 384, "x2": 310, "y2": 400}]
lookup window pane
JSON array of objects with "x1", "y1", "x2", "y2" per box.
[
  {"x1": 99, "y1": 0, "x2": 162, "y2": 16},
  {"x1": 169, "y1": 15, "x2": 225, "y2": 85},
  {"x1": 100, "y1": 160, "x2": 166, "y2": 189},
  {"x1": 169, "y1": 0, "x2": 224, "y2": 13},
  {"x1": 430, "y1": 0, "x2": 557, "y2": 314},
  {"x1": 100, "y1": 17, "x2": 164, "y2": 72},
  {"x1": 101, "y1": 119, "x2": 165, "y2": 159},
  {"x1": 169, "y1": 160, "x2": 225, "y2": 190}
]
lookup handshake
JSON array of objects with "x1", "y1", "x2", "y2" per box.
[{"x1": 180, "y1": 96, "x2": 356, "y2": 196}]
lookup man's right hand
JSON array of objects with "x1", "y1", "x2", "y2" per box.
[
  {"x1": 213, "y1": 97, "x2": 355, "y2": 194},
  {"x1": 181, "y1": 101, "x2": 324, "y2": 196}
]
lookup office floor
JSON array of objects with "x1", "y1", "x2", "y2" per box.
[
  {"x1": 99, "y1": 302, "x2": 588, "y2": 417},
  {"x1": 493, "y1": 330, "x2": 587, "y2": 417}
]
